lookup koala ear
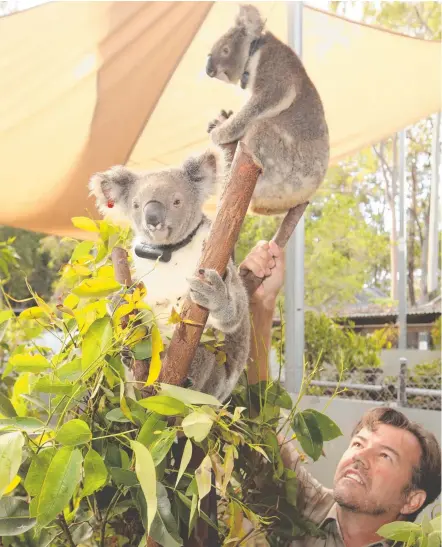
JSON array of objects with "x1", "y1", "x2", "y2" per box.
[
  {"x1": 182, "y1": 147, "x2": 226, "y2": 200},
  {"x1": 88, "y1": 165, "x2": 137, "y2": 217},
  {"x1": 236, "y1": 4, "x2": 264, "y2": 38}
]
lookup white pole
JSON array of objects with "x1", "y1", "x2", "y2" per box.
[
  {"x1": 398, "y1": 130, "x2": 407, "y2": 350},
  {"x1": 285, "y1": 1, "x2": 304, "y2": 394},
  {"x1": 427, "y1": 112, "x2": 441, "y2": 294}
]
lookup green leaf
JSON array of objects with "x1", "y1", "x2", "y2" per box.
[
  {"x1": 106, "y1": 408, "x2": 131, "y2": 423},
  {"x1": 131, "y1": 440, "x2": 157, "y2": 535},
  {"x1": 0, "y1": 431, "x2": 24, "y2": 498},
  {"x1": 284, "y1": 469, "x2": 298, "y2": 507},
  {"x1": 9, "y1": 353, "x2": 51, "y2": 373},
  {"x1": 377, "y1": 521, "x2": 421, "y2": 541},
  {"x1": 72, "y1": 278, "x2": 121, "y2": 298},
  {"x1": 110, "y1": 468, "x2": 138, "y2": 487},
  {"x1": 81, "y1": 316, "x2": 112, "y2": 373},
  {"x1": 56, "y1": 419, "x2": 92, "y2": 446},
  {"x1": 176, "y1": 439, "x2": 192, "y2": 488},
  {"x1": 159, "y1": 384, "x2": 221, "y2": 407},
  {"x1": 137, "y1": 413, "x2": 167, "y2": 448},
  {"x1": 188, "y1": 494, "x2": 198, "y2": 537},
  {"x1": 195, "y1": 454, "x2": 212, "y2": 501},
  {"x1": 430, "y1": 516, "x2": 441, "y2": 532},
  {"x1": 33, "y1": 378, "x2": 77, "y2": 395},
  {"x1": 56, "y1": 358, "x2": 82, "y2": 381},
  {"x1": 428, "y1": 531, "x2": 442, "y2": 547},
  {"x1": 133, "y1": 339, "x2": 152, "y2": 360},
  {"x1": 0, "y1": 497, "x2": 36, "y2": 536},
  {"x1": 149, "y1": 482, "x2": 183, "y2": 547},
  {"x1": 36, "y1": 447, "x2": 83, "y2": 527},
  {"x1": 0, "y1": 310, "x2": 13, "y2": 325},
  {"x1": 82, "y1": 449, "x2": 108, "y2": 496},
  {"x1": 71, "y1": 216, "x2": 99, "y2": 233},
  {"x1": 24, "y1": 448, "x2": 56, "y2": 497},
  {"x1": 0, "y1": 394, "x2": 17, "y2": 418},
  {"x1": 292, "y1": 410, "x2": 323, "y2": 462},
  {"x1": 138, "y1": 395, "x2": 186, "y2": 416},
  {"x1": 182, "y1": 411, "x2": 213, "y2": 442},
  {"x1": 71, "y1": 240, "x2": 95, "y2": 262},
  {"x1": 150, "y1": 429, "x2": 177, "y2": 466},
  {"x1": 306, "y1": 409, "x2": 343, "y2": 442},
  {"x1": 0, "y1": 417, "x2": 46, "y2": 433}
]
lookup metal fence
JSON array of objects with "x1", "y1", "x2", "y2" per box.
[{"x1": 304, "y1": 358, "x2": 441, "y2": 411}]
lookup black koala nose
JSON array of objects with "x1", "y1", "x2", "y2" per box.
[
  {"x1": 143, "y1": 200, "x2": 165, "y2": 228},
  {"x1": 206, "y1": 55, "x2": 216, "y2": 77}
]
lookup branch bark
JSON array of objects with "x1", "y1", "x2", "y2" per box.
[{"x1": 158, "y1": 142, "x2": 261, "y2": 386}]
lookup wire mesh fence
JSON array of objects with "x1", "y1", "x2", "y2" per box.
[{"x1": 302, "y1": 359, "x2": 441, "y2": 411}]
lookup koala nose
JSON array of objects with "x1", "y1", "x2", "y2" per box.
[
  {"x1": 206, "y1": 55, "x2": 216, "y2": 77},
  {"x1": 143, "y1": 200, "x2": 166, "y2": 228}
]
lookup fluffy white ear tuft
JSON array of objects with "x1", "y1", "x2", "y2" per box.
[
  {"x1": 88, "y1": 165, "x2": 136, "y2": 218},
  {"x1": 236, "y1": 4, "x2": 265, "y2": 38}
]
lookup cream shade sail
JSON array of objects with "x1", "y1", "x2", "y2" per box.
[{"x1": 0, "y1": 1, "x2": 440, "y2": 238}]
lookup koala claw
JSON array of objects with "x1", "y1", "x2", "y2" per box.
[
  {"x1": 207, "y1": 109, "x2": 234, "y2": 134},
  {"x1": 187, "y1": 268, "x2": 227, "y2": 311}
]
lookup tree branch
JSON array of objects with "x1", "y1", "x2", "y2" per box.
[
  {"x1": 58, "y1": 513, "x2": 76, "y2": 547},
  {"x1": 159, "y1": 142, "x2": 261, "y2": 386}
]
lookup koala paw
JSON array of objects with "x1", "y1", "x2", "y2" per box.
[
  {"x1": 187, "y1": 268, "x2": 228, "y2": 313},
  {"x1": 207, "y1": 109, "x2": 234, "y2": 134}
]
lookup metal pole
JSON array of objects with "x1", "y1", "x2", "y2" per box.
[
  {"x1": 397, "y1": 357, "x2": 407, "y2": 407},
  {"x1": 398, "y1": 130, "x2": 407, "y2": 350},
  {"x1": 428, "y1": 111, "x2": 441, "y2": 294},
  {"x1": 285, "y1": 1, "x2": 304, "y2": 394}
]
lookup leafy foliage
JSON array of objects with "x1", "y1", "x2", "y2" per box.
[
  {"x1": 378, "y1": 514, "x2": 441, "y2": 547},
  {"x1": 0, "y1": 219, "x2": 344, "y2": 546}
]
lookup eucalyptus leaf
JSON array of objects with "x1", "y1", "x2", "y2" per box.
[
  {"x1": 55, "y1": 419, "x2": 92, "y2": 446},
  {"x1": 0, "y1": 431, "x2": 24, "y2": 497},
  {"x1": 36, "y1": 447, "x2": 83, "y2": 527},
  {"x1": 0, "y1": 393, "x2": 17, "y2": 418},
  {"x1": 0, "y1": 497, "x2": 36, "y2": 536},
  {"x1": 182, "y1": 411, "x2": 213, "y2": 442},
  {"x1": 377, "y1": 521, "x2": 421, "y2": 541},
  {"x1": 138, "y1": 395, "x2": 187, "y2": 416},
  {"x1": 131, "y1": 440, "x2": 157, "y2": 535},
  {"x1": 292, "y1": 410, "x2": 323, "y2": 462},
  {"x1": 306, "y1": 409, "x2": 343, "y2": 442},
  {"x1": 82, "y1": 448, "x2": 108, "y2": 496},
  {"x1": 159, "y1": 383, "x2": 221, "y2": 407}
]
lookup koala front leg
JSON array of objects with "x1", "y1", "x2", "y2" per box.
[
  {"x1": 187, "y1": 261, "x2": 247, "y2": 334},
  {"x1": 210, "y1": 89, "x2": 297, "y2": 146}
]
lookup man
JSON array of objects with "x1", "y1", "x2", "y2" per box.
[{"x1": 239, "y1": 241, "x2": 441, "y2": 547}]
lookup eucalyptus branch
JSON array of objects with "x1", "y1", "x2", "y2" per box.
[
  {"x1": 100, "y1": 487, "x2": 124, "y2": 547},
  {"x1": 58, "y1": 513, "x2": 76, "y2": 547}
]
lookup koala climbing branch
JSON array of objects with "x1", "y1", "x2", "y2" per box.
[{"x1": 158, "y1": 142, "x2": 261, "y2": 387}]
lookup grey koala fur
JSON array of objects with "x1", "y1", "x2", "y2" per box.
[
  {"x1": 206, "y1": 3, "x2": 330, "y2": 215},
  {"x1": 88, "y1": 148, "x2": 250, "y2": 402}
]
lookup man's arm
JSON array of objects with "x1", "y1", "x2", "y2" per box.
[{"x1": 239, "y1": 240, "x2": 285, "y2": 385}]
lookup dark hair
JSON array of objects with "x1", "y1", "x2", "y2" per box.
[{"x1": 351, "y1": 407, "x2": 441, "y2": 521}]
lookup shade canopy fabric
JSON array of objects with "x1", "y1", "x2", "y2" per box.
[{"x1": 0, "y1": 1, "x2": 440, "y2": 238}]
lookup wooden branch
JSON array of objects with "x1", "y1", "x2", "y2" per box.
[
  {"x1": 239, "y1": 202, "x2": 309, "y2": 297},
  {"x1": 159, "y1": 142, "x2": 261, "y2": 386}
]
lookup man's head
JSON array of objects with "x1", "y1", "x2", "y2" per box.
[{"x1": 333, "y1": 407, "x2": 441, "y2": 521}]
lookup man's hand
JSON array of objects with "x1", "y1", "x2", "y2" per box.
[{"x1": 239, "y1": 240, "x2": 285, "y2": 309}]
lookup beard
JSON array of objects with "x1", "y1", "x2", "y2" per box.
[{"x1": 333, "y1": 485, "x2": 388, "y2": 516}]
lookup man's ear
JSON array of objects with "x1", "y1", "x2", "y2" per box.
[
  {"x1": 400, "y1": 489, "x2": 426, "y2": 518},
  {"x1": 235, "y1": 4, "x2": 265, "y2": 38},
  {"x1": 182, "y1": 147, "x2": 226, "y2": 200},
  {"x1": 89, "y1": 165, "x2": 137, "y2": 217}
]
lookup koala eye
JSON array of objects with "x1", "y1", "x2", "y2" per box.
[
  {"x1": 133, "y1": 202, "x2": 140, "y2": 209},
  {"x1": 222, "y1": 45, "x2": 230, "y2": 56},
  {"x1": 173, "y1": 198, "x2": 182, "y2": 208}
]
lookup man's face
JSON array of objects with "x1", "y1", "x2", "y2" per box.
[{"x1": 333, "y1": 424, "x2": 422, "y2": 516}]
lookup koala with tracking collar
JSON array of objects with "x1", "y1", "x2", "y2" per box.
[
  {"x1": 206, "y1": 3, "x2": 330, "y2": 215},
  {"x1": 89, "y1": 149, "x2": 250, "y2": 402}
]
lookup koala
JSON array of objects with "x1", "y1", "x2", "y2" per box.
[
  {"x1": 206, "y1": 3, "x2": 330, "y2": 215},
  {"x1": 88, "y1": 149, "x2": 250, "y2": 402}
]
